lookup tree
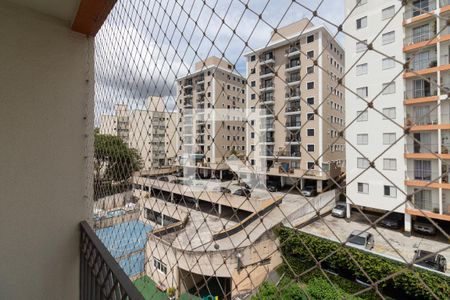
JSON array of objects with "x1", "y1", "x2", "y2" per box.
[{"x1": 94, "y1": 133, "x2": 143, "y2": 182}]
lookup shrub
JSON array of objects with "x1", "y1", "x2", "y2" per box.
[{"x1": 276, "y1": 227, "x2": 450, "y2": 300}]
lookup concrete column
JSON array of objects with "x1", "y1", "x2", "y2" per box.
[
  {"x1": 404, "y1": 213, "x2": 412, "y2": 235},
  {"x1": 218, "y1": 204, "x2": 222, "y2": 215},
  {"x1": 300, "y1": 178, "x2": 304, "y2": 189},
  {"x1": 170, "y1": 192, "x2": 174, "y2": 203},
  {"x1": 317, "y1": 180, "x2": 323, "y2": 193},
  {"x1": 220, "y1": 170, "x2": 223, "y2": 180},
  {"x1": 280, "y1": 176, "x2": 285, "y2": 187},
  {"x1": 439, "y1": 188, "x2": 443, "y2": 214},
  {"x1": 346, "y1": 203, "x2": 351, "y2": 219},
  {"x1": 161, "y1": 214, "x2": 164, "y2": 226}
]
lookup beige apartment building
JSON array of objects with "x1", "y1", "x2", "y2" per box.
[
  {"x1": 245, "y1": 19, "x2": 346, "y2": 191},
  {"x1": 176, "y1": 56, "x2": 246, "y2": 178},
  {"x1": 99, "y1": 97, "x2": 179, "y2": 170},
  {"x1": 100, "y1": 104, "x2": 130, "y2": 142}
]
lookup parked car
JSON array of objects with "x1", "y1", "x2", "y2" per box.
[
  {"x1": 267, "y1": 181, "x2": 280, "y2": 192},
  {"x1": 413, "y1": 249, "x2": 447, "y2": 273},
  {"x1": 379, "y1": 213, "x2": 403, "y2": 229},
  {"x1": 413, "y1": 220, "x2": 436, "y2": 235},
  {"x1": 213, "y1": 186, "x2": 231, "y2": 194},
  {"x1": 158, "y1": 176, "x2": 169, "y2": 182},
  {"x1": 346, "y1": 230, "x2": 374, "y2": 250},
  {"x1": 301, "y1": 186, "x2": 317, "y2": 197},
  {"x1": 233, "y1": 188, "x2": 251, "y2": 197},
  {"x1": 173, "y1": 171, "x2": 183, "y2": 177},
  {"x1": 331, "y1": 204, "x2": 346, "y2": 218}
]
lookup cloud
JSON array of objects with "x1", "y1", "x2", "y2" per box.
[{"x1": 95, "y1": 0, "x2": 344, "y2": 117}]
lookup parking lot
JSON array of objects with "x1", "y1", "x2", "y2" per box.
[{"x1": 301, "y1": 212, "x2": 450, "y2": 274}]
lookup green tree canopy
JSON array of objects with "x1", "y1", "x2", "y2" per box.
[{"x1": 94, "y1": 133, "x2": 142, "y2": 182}]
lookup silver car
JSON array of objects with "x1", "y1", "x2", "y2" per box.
[
  {"x1": 347, "y1": 230, "x2": 374, "y2": 250},
  {"x1": 331, "y1": 204, "x2": 346, "y2": 218}
]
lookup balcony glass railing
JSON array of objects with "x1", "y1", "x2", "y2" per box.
[
  {"x1": 404, "y1": 30, "x2": 435, "y2": 45},
  {"x1": 287, "y1": 74, "x2": 301, "y2": 83},
  {"x1": 285, "y1": 47, "x2": 300, "y2": 55},
  {"x1": 285, "y1": 105, "x2": 301, "y2": 112},
  {"x1": 285, "y1": 61, "x2": 300, "y2": 69},
  {"x1": 405, "y1": 143, "x2": 439, "y2": 154},
  {"x1": 405, "y1": 112, "x2": 438, "y2": 126},
  {"x1": 286, "y1": 121, "x2": 301, "y2": 127},
  {"x1": 406, "y1": 170, "x2": 439, "y2": 181},
  {"x1": 404, "y1": 2, "x2": 436, "y2": 19},
  {"x1": 407, "y1": 53, "x2": 437, "y2": 71},
  {"x1": 404, "y1": 88, "x2": 437, "y2": 99},
  {"x1": 260, "y1": 82, "x2": 274, "y2": 89}
]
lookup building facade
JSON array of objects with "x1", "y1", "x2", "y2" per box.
[
  {"x1": 245, "y1": 19, "x2": 346, "y2": 191},
  {"x1": 176, "y1": 56, "x2": 247, "y2": 178},
  {"x1": 99, "y1": 97, "x2": 179, "y2": 170},
  {"x1": 344, "y1": 0, "x2": 450, "y2": 232}
]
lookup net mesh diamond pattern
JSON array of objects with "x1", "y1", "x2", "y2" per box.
[{"x1": 93, "y1": 0, "x2": 450, "y2": 299}]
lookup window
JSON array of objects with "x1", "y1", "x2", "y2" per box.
[
  {"x1": 383, "y1": 158, "x2": 397, "y2": 170},
  {"x1": 251, "y1": 68, "x2": 255, "y2": 74},
  {"x1": 382, "y1": 82, "x2": 396, "y2": 94},
  {"x1": 356, "y1": 87, "x2": 368, "y2": 98},
  {"x1": 356, "y1": 16, "x2": 367, "y2": 29},
  {"x1": 250, "y1": 55, "x2": 256, "y2": 61},
  {"x1": 357, "y1": 134, "x2": 368, "y2": 145},
  {"x1": 356, "y1": 63, "x2": 368, "y2": 76},
  {"x1": 307, "y1": 66, "x2": 314, "y2": 74},
  {"x1": 356, "y1": 110, "x2": 368, "y2": 122},
  {"x1": 307, "y1": 51, "x2": 314, "y2": 58},
  {"x1": 251, "y1": 94, "x2": 256, "y2": 100},
  {"x1": 251, "y1": 132, "x2": 255, "y2": 138},
  {"x1": 307, "y1": 144, "x2": 315, "y2": 152},
  {"x1": 307, "y1": 129, "x2": 314, "y2": 136},
  {"x1": 307, "y1": 113, "x2": 315, "y2": 120},
  {"x1": 307, "y1": 162, "x2": 315, "y2": 169},
  {"x1": 251, "y1": 159, "x2": 255, "y2": 165},
  {"x1": 356, "y1": 40, "x2": 367, "y2": 53},
  {"x1": 382, "y1": 57, "x2": 395, "y2": 70},
  {"x1": 357, "y1": 182, "x2": 369, "y2": 194},
  {"x1": 382, "y1": 5, "x2": 395, "y2": 20},
  {"x1": 251, "y1": 81, "x2": 256, "y2": 87},
  {"x1": 382, "y1": 31, "x2": 395, "y2": 45},
  {"x1": 154, "y1": 258, "x2": 167, "y2": 274},
  {"x1": 357, "y1": 157, "x2": 370, "y2": 169},
  {"x1": 307, "y1": 35, "x2": 315, "y2": 43},
  {"x1": 384, "y1": 185, "x2": 397, "y2": 197},
  {"x1": 383, "y1": 107, "x2": 396, "y2": 119},
  {"x1": 383, "y1": 133, "x2": 396, "y2": 145},
  {"x1": 307, "y1": 82, "x2": 315, "y2": 89},
  {"x1": 307, "y1": 97, "x2": 315, "y2": 105}
]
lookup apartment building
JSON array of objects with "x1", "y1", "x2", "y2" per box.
[
  {"x1": 176, "y1": 56, "x2": 246, "y2": 178},
  {"x1": 100, "y1": 97, "x2": 179, "y2": 169},
  {"x1": 245, "y1": 19, "x2": 346, "y2": 192},
  {"x1": 344, "y1": 0, "x2": 450, "y2": 232},
  {"x1": 100, "y1": 104, "x2": 130, "y2": 142}
]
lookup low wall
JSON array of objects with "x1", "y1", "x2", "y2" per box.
[
  {"x1": 94, "y1": 209, "x2": 140, "y2": 229},
  {"x1": 95, "y1": 191, "x2": 133, "y2": 211}
]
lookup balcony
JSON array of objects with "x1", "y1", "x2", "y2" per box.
[
  {"x1": 285, "y1": 60, "x2": 301, "y2": 72},
  {"x1": 285, "y1": 91, "x2": 301, "y2": 101},
  {"x1": 260, "y1": 81, "x2": 274, "y2": 91},
  {"x1": 260, "y1": 121, "x2": 275, "y2": 131},
  {"x1": 286, "y1": 121, "x2": 301, "y2": 129},
  {"x1": 285, "y1": 134, "x2": 301, "y2": 143},
  {"x1": 404, "y1": 27, "x2": 437, "y2": 51},
  {"x1": 287, "y1": 74, "x2": 301, "y2": 85},
  {"x1": 406, "y1": 52, "x2": 437, "y2": 74},
  {"x1": 285, "y1": 46, "x2": 301, "y2": 57},
  {"x1": 260, "y1": 67, "x2": 275, "y2": 78},
  {"x1": 404, "y1": 87, "x2": 437, "y2": 101},
  {"x1": 405, "y1": 169, "x2": 439, "y2": 182},
  {"x1": 404, "y1": 2, "x2": 436, "y2": 20},
  {"x1": 285, "y1": 104, "x2": 301, "y2": 114},
  {"x1": 259, "y1": 52, "x2": 275, "y2": 65}
]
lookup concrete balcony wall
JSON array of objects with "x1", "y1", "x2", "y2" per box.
[{"x1": 0, "y1": 3, "x2": 94, "y2": 299}]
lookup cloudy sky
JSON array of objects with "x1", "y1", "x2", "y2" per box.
[{"x1": 95, "y1": 0, "x2": 345, "y2": 116}]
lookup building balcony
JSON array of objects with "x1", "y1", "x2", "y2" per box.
[
  {"x1": 285, "y1": 93, "x2": 301, "y2": 101},
  {"x1": 287, "y1": 74, "x2": 301, "y2": 86},
  {"x1": 285, "y1": 47, "x2": 301, "y2": 57},
  {"x1": 260, "y1": 82, "x2": 274, "y2": 91},
  {"x1": 259, "y1": 52, "x2": 275, "y2": 65},
  {"x1": 404, "y1": 29, "x2": 437, "y2": 52},
  {"x1": 260, "y1": 68, "x2": 275, "y2": 78},
  {"x1": 285, "y1": 61, "x2": 301, "y2": 72},
  {"x1": 404, "y1": 88, "x2": 438, "y2": 103},
  {"x1": 285, "y1": 105, "x2": 301, "y2": 114},
  {"x1": 285, "y1": 121, "x2": 301, "y2": 129},
  {"x1": 403, "y1": 2, "x2": 436, "y2": 22}
]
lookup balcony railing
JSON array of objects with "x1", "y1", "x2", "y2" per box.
[
  {"x1": 407, "y1": 53, "x2": 437, "y2": 71},
  {"x1": 260, "y1": 82, "x2": 274, "y2": 89},
  {"x1": 404, "y1": 2, "x2": 436, "y2": 19},
  {"x1": 405, "y1": 170, "x2": 439, "y2": 181},
  {"x1": 405, "y1": 143, "x2": 439, "y2": 154},
  {"x1": 80, "y1": 221, "x2": 145, "y2": 300},
  {"x1": 287, "y1": 74, "x2": 301, "y2": 83},
  {"x1": 286, "y1": 121, "x2": 301, "y2": 127},
  {"x1": 404, "y1": 30, "x2": 435, "y2": 45},
  {"x1": 285, "y1": 61, "x2": 300, "y2": 70},
  {"x1": 405, "y1": 113, "x2": 438, "y2": 126},
  {"x1": 404, "y1": 88, "x2": 437, "y2": 99},
  {"x1": 285, "y1": 47, "x2": 300, "y2": 55},
  {"x1": 285, "y1": 105, "x2": 301, "y2": 113}
]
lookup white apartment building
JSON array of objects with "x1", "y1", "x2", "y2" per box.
[{"x1": 345, "y1": 0, "x2": 450, "y2": 232}]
